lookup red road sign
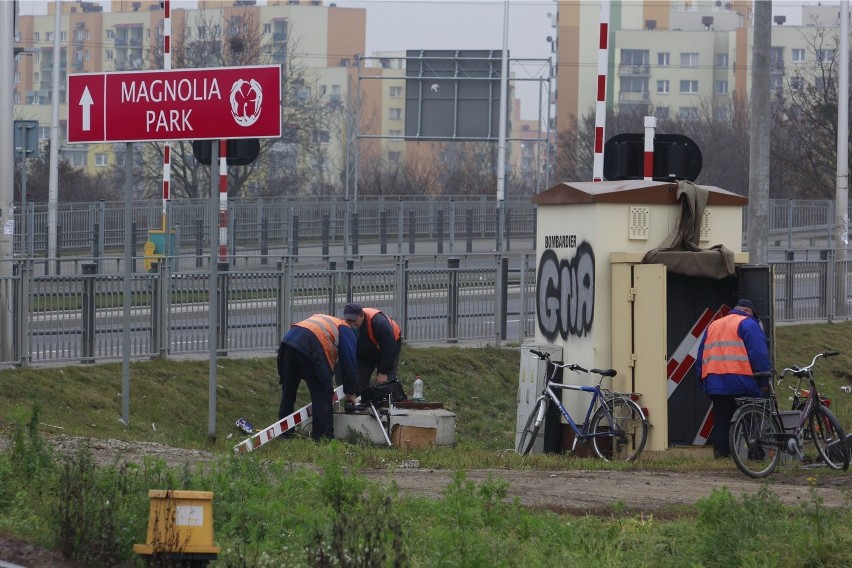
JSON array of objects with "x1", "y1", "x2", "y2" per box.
[{"x1": 67, "y1": 65, "x2": 282, "y2": 143}]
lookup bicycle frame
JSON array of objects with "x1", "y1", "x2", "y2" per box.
[{"x1": 540, "y1": 382, "x2": 615, "y2": 441}]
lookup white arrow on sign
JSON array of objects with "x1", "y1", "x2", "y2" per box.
[{"x1": 79, "y1": 86, "x2": 94, "y2": 131}]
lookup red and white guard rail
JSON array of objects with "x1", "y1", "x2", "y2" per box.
[{"x1": 234, "y1": 385, "x2": 344, "y2": 454}]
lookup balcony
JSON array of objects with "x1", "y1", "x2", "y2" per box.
[
  {"x1": 272, "y1": 32, "x2": 287, "y2": 42},
  {"x1": 619, "y1": 64, "x2": 650, "y2": 76},
  {"x1": 618, "y1": 91, "x2": 650, "y2": 103}
]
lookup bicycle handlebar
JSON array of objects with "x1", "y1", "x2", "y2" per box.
[
  {"x1": 779, "y1": 350, "x2": 840, "y2": 380},
  {"x1": 529, "y1": 349, "x2": 617, "y2": 377}
]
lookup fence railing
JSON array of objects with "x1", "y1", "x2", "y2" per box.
[
  {"x1": 1, "y1": 251, "x2": 849, "y2": 368},
  {"x1": 10, "y1": 196, "x2": 852, "y2": 263}
]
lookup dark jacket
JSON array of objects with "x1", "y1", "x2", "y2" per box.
[
  {"x1": 356, "y1": 310, "x2": 401, "y2": 375},
  {"x1": 695, "y1": 308, "x2": 771, "y2": 397},
  {"x1": 279, "y1": 319, "x2": 357, "y2": 393}
]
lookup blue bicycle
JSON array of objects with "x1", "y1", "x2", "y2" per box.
[{"x1": 517, "y1": 349, "x2": 649, "y2": 461}]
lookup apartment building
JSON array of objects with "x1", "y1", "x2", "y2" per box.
[{"x1": 553, "y1": 1, "x2": 845, "y2": 132}]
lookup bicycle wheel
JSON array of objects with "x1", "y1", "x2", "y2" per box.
[
  {"x1": 517, "y1": 398, "x2": 548, "y2": 455},
  {"x1": 589, "y1": 397, "x2": 648, "y2": 462},
  {"x1": 809, "y1": 405, "x2": 850, "y2": 471},
  {"x1": 729, "y1": 404, "x2": 782, "y2": 478}
]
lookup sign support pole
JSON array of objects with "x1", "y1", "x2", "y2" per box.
[
  {"x1": 208, "y1": 142, "x2": 220, "y2": 441},
  {"x1": 121, "y1": 143, "x2": 133, "y2": 425}
]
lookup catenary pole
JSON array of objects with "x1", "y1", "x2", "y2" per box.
[
  {"x1": 496, "y1": 0, "x2": 509, "y2": 253},
  {"x1": 747, "y1": 0, "x2": 771, "y2": 265},
  {"x1": 0, "y1": 1, "x2": 14, "y2": 359},
  {"x1": 835, "y1": 0, "x2": 849, "y2": 318},
  {"x1": 48, "y1": 0, "x2": 60, "y2": 273},
  {"x1": 836, "y1": 0, "x2": 849, "y2": 263}
]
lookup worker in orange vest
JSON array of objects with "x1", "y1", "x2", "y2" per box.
[
  {"x1": 341, "y1": 303, "x2": 402, "y2": 405},
  {"x1": 695, "y1": 299, "x2": 770, "y2": 458},
  {"x1": 277, "y1": 314, "x2": 357, "y2": 440}
]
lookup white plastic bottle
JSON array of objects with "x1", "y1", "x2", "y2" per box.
[{"x1": 413, "y1": 375, "x2": 424, "y2": 401}]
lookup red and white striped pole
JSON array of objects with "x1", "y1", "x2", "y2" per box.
[
  {"x1": 218, "y1": 140, "x2": 228, "y2": 263},
  {"x1": 643, "y1": 116, "x2": 656, "y2": 180},
  {"x1": 161, "y1": 0, "x2": 171, "y2": 230},
  {"x1": 592, "y1": 1, "x2": 610, "y2": 182}
]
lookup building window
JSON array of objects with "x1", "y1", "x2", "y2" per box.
[
  {"x1": 657, "y1": 52, "x2": 669, "y2": 67},
  {"x1": 263, "y1": 23, "x2": 271, "y2": 34},
  {"x1": 715, "y1": 53, "x2": 728, "y2": 67},
  {"x1": 792, "y1": 48, "x2": 805, "y2": 62},
  {"x1": 388, "y1": 151, "x2": 402, "y2": 164},
  {"x1": 389, "y1": 129, "x2": 402, "y2": 138},
  {"x1": 816, "y1": 49, "x2": 835, "y2": 63},
  {"x1": 86, "y1": 30, "x2": 92, "y2": 40},
  {"x1": 33, "y1": 72, "x2": 39, "y2": 83},
  {"x1": 791, "y1": 75, "x2": 804, "y2": 91},
  {"x1": 621, "y1": 76, "x2": 647, "y2": 92},
  {"x1": 770, "y1": 75, "x2": 783, "y2": 91},
  {"x1": 33, "y1": 32, "x2": 39, "y2": 42},
  {"x1": 715, "y1": 80, "x2": 728, "y2": 94},
  {"x1": 14, "y1": 72, "x2": 19, "y2": 83},
  {"x1": 390, "y1": 86, "x2": 402, "y2": 97},
  {"x1": 714, "y1": 107, "x2": 730, "y2": 122},
  {"x1": 106, "y1": 29, "x2": 115, "y2": 39},
  {"x1": 85, "y1": 50, "x2": 90, "y2": 60},
  {"x1": 313, "y1": 130, "x2": 330, "y2": 144},
  {"x1": 679, "y1": 80, "x2": 699, "y2": 94},
  {"x1": 657, "y1": 80, "x2": 669, "y2": 94},
  {"x1": 655, "y1": 106, "x2": 669, "y2": 120},
  {"x1": 46, "y1": 32, "x2": 53, "y2": 41},
  {"x1": 389, "y1": 108, "x2": 402, "y2": 120},
  {"x1": 60, "y1": 31, "x2": 66, "y2": 41},
  {"x1": 74, "y1": 30, "x2": 84, "y2": 41},
  {"x1": 95, "y1": 153, "x2": 108, "y2": 167},
  {"x1": 680, "y1": 52, "x2": 699, "y2": 67},
  {"x1": 38, "y1": 126, "x2": 50, "y2": 139},
  {"x1": 621, "y1": 49, "x2": 649, "y2": 65},
  {"x1": 106, "y1": 49, "x2": 113, "y2": 60},
  {"x1": 14, "y1": 91, "x2": 20, "y2": 103},
  {"x1": 678, "y1": 107, "x2": 699, "y2": 121}
]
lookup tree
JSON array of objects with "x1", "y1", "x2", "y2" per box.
[
  {"x1": 770, "y1": 22, "x2": 845, "y2": 199},
  {"x1": 16, "y1": 142, "x2": 118, "y2": 203},
  {"x1": 120, "y1": 6, "x2": 339, "y2": 200}
]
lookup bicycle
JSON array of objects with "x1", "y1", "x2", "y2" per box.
[
  {"x1": 517, "y1": 349, "x2": 649, "y2": 461},
  {"x1": 728, "y1": 351, "x2": 850, "y2": 478}
]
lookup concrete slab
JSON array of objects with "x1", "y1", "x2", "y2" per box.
[{"x1": 333, "y1": 408, "x2": 456, "y2": 446}]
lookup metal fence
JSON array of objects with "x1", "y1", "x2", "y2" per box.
[
  {"x1": 1, "y1": 250, "x2": 849, "y2": 368},
  {"x1": 10, "y1": 196, "x2": 852, "y2": 265}
]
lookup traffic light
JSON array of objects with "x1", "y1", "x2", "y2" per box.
[
  {"x1": 192, "y1": 139, "x2": 260, "y2": 166},
  {"x1": 603, "y1": 133, "x2": 702, "y2": 182}
]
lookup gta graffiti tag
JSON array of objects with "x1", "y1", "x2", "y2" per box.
[{"x1": 536, "y1": 243, "x2": 595, "y2": 341}]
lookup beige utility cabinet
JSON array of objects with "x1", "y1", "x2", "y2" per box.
[{"x1": 531, "y1": 180, "x2": 748, "y2": 453}]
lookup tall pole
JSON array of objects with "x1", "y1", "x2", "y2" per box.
[
  {"x1": 162, "y1": 0, "x2": 171, "y2": 233},
  {"x1": 0, "y1": 0, "x2": 14, "y2": 359},
  {"x1": 496, "y1": 0, "x2": 509, "y2": 253},
  {"x1": 836, "y1": 0, "x2": 849, "y2": 263},
  {"x1": 592, "y1": 1, "x2": 610, "y2": 182},
  {"x1": 747, "y1": 0, "x2": 771, "y2": 265},
  {"x1": 48, "y1": 0, "x2": 60, "y2": 273},
  {"x1": 836, "y1": 0, "x2": 849, "y2": 317}
]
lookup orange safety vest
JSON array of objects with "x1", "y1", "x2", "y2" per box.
[
  {"x1": 701, "y1": 314, "x2": 753, "y2": 378},
  {"x1": 293, "y1": 314, "x2": 346, "y2": 371},
  {"x1": 362, "y1": 308, "x2": 401, "y2": 349}
]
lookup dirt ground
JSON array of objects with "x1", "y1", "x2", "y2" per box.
[{"x1": 1, "y1": 436, "x2": 850, "y2": 566}]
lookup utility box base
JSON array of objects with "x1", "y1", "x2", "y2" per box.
[
  {"x1": 391, "y1": 425, "x2": 437, "y2": 449},
  {"x1": 333, "y1": 408, "x2": 456, "y2": 446}
]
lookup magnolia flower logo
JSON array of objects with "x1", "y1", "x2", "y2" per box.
[{"x1": 230, "y1": 79, "x2": 263, "y2": 127}]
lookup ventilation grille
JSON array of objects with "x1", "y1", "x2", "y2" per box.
[
  {"x1": 629, "y1": 206, "x2": 650, "y2": 240},
  {"x1": 700, "y1": 209, "x2": 711, "y2": 242}
]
